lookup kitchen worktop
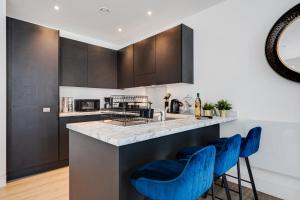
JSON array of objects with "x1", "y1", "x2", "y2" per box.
[
  {"x1": 59, "y1": 111, "x2": 108, "y2": 117},
  {"x1": 67, "y1": 114, "x2": 237, "y2": 146}
]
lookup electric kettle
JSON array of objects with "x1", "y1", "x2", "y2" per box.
[{"x1": 170, "y1": 99, "x2": 183, "y2": 114}]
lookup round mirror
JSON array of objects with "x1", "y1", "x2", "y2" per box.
[
  {"x1": 265, "y1": 3, "x2": 300, "y2": 82},
  {"x1": 277, "y1": 18, "x2": 300, "y2": 73}
]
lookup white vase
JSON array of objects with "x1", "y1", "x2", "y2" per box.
[
  {"x1": 220, "y1": 110, "x2": 227, "y2": 118},
  {"x1": 203, "y1": 110, "x2": 213, "y2": 117}
]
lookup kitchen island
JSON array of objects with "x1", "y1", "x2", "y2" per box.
[{"x1": 67, "y1": 114, "x2": 237, "y2": 200}]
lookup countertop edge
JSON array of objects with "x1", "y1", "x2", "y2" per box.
[
  {"x1": 67, "y1": 116, "x2": 237, "y2": 147},
  {"x1": 59, "y1": 111, "x2": 106, "y2": 117}
]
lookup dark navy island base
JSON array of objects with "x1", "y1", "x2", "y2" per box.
[{"x1": 69, "y1": 124, "x2": 220, "y2": 200}]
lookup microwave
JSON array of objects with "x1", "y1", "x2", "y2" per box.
[{"x1": 74, "y1": 99, "x2": 100, "y2": 112}]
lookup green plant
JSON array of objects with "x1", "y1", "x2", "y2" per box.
[
  {"x1": 203, "y1": 103, "x2": 215, "y2": 110},
  {"x1": 215, "y1": 100, "x2": 232, "y2": 110}
]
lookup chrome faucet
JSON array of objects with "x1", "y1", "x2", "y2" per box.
[{"x1": 155, "y1": 108, "x2": 166, "y2": 121}]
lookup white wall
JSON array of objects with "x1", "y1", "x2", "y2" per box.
[
  {"x1": 0, "y1": 0, "x2": 6, "y2": 187},
  {"x1": 165, "y1": 0, "x2": 300, "y2": 199},
  {"x1": 145, "y1": 86, "x2": 167, "y2": 110}
]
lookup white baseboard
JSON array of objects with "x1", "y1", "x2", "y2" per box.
[
  {"x1": 0, "y1": 174, "x2": 6, "y2": 188},
  {"x1": 226, "y1": 163, "x2": 300, "y2": 200}
]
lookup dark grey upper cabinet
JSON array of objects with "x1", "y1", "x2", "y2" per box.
[
  {"x1": 156, "y1": 24, "x2": 194, "y2": 85},
  {"x1": 134, "y1": 36, "x2": 156, "y2": 87},
  {"x1": 60, "y1": 24, "x2": 193, "y2": 89},
  {"x1": 87, "y1": 44, "x2": 117, "y2": 88},
  {"x1": 7, "y1": 18, "x2": 59, "y2": 180},
  {"x1": 60, "y1": 38, "x2": 117, "y2": 89},
  {"x1": 60, "y1": 38, "x2": 88, "y2": 87},
  {"x1": 117, "y1": 45, "x2": 134, "y2": 88}
]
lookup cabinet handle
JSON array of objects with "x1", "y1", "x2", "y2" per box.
[{"x1": 43, "y1": 107, "x2": 51, "y2": 113}]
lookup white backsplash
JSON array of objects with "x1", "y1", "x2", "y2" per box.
[
  {"x1": 60, "y1": 86, "x2": 146, "y2": 108},
  {"x1": 60, "y1": 84, "x2": 195, "y2": 112},
  {"x1": 145, "y1": 85, "x2": 167, "y2": 110}
]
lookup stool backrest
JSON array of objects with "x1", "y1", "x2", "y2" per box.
[
  {"x1": 178, "y1": 145, "x2": 216, "y2": 200},
  {"x1": 240, "y1": 127, "x2": 262, "y2": 157},
  {"x1": 215, "y1": 134, "x2": 241, "y2": 176}
]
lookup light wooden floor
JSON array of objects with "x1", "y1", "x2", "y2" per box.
[
  {"x1": 0, "y1": 167, "x2": 69, "y2": 200},
  {"x1": 0, "y1": 167, "x2": 280, "y2": 200}
]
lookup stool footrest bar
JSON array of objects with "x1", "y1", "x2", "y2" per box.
[{"x1": 225, "y1": 173, "x2": 252, "y2": 184}]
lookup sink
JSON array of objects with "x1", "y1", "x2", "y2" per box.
[{"x1": 164, "y1": 117, "x2": 178, "y2": 121}]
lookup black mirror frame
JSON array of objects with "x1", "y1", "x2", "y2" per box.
[{"x1": 265, "y1": 3, "x2": 300, "y2": 83}]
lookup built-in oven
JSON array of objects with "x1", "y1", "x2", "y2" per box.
[{"x1": 74, "y1": 99, "x2": 100, "y2": 112}]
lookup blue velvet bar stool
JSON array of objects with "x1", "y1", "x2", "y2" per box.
[
  {"x1": 131, "y1": 146, "x2": 216, "y2": 200},
  {"x1": 177, "y1": 134, "x2": 242, "y2": 200},
  {"x1": 224, "y1": 127, "x2": 262, "y2": 200}
]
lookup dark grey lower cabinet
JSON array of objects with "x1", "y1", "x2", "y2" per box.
[
  {"x1": 59, "y1": 115, "x2": 107, "y2": 161},
  {"x1": 7, "y1": 17, "x2": 62, "y2": 181}
]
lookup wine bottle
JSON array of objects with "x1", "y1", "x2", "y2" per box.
[{"x1": 195, "y1": 93, "x2": 201, "y2": 119}]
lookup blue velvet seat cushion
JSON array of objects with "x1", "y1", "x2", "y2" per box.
[
  {"x1": 212, "y1": 127, "x2": 262, "y2": 158},
  {"x1": 131, "y1": 146, "x2": 216, "y2": 200},
  {"x1": 213, "y1": 134, "x2": 241, "y2": 176},
  {"x1": 177, "y1": 134, "x2": 241, "y2": 177},
  {"x1": 177, "y1": 146, "x2": 227, "y2": 175}
]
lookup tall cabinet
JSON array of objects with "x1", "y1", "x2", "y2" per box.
[{"x1": 7, "y1": 18, "x2": 61, "y2": 180}]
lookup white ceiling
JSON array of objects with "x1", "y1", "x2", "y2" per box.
[{"x1": 7, "y1": 0, "x2": 223, "y2": 47}]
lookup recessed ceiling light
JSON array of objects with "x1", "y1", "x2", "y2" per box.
[
  {"x1": 118, "y1": 28, "x2": 122, "y2": 32},
  {"x1": 54, "y1": 5, "x2": 60, "y2": 11},
  {"x1": 99, "y1": 7, "x2": 110, "y2": 14},
  {"x1": 147, "y1": 11, "x2": 152, "y2": 16}
]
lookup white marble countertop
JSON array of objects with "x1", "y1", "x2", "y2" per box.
[
  {"x1": 59, "y1": 111, "x2": 107, "y2": 117},
  {"x1": 67, "y1": 114, "x2": 237, "y2": 146}
]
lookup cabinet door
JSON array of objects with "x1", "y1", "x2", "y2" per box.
[
  {"x1": 7, "y1": 18, "x2": 59, "y2": 180},
  {"x1": 59, "y1": 115, "x2": 104, "y2": 161},
  {"x1": 117, "y1": 45, "x2": 134, "y2": 88},
  {"x1": 156, "y1": 25, "x2": 182, "y2": 85},
  {"x1": 134, "y1": 36, "x2": 156, "y2": 87},
  {"x1": 60, "y1": 38, "x2": 88, "y2": 87},
  {"x1": 181, "y1": 25, "x2": 194, "y2": 84},
  {"x1": 88, "y1": 45, "x2": 117, "y2": 88}
]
